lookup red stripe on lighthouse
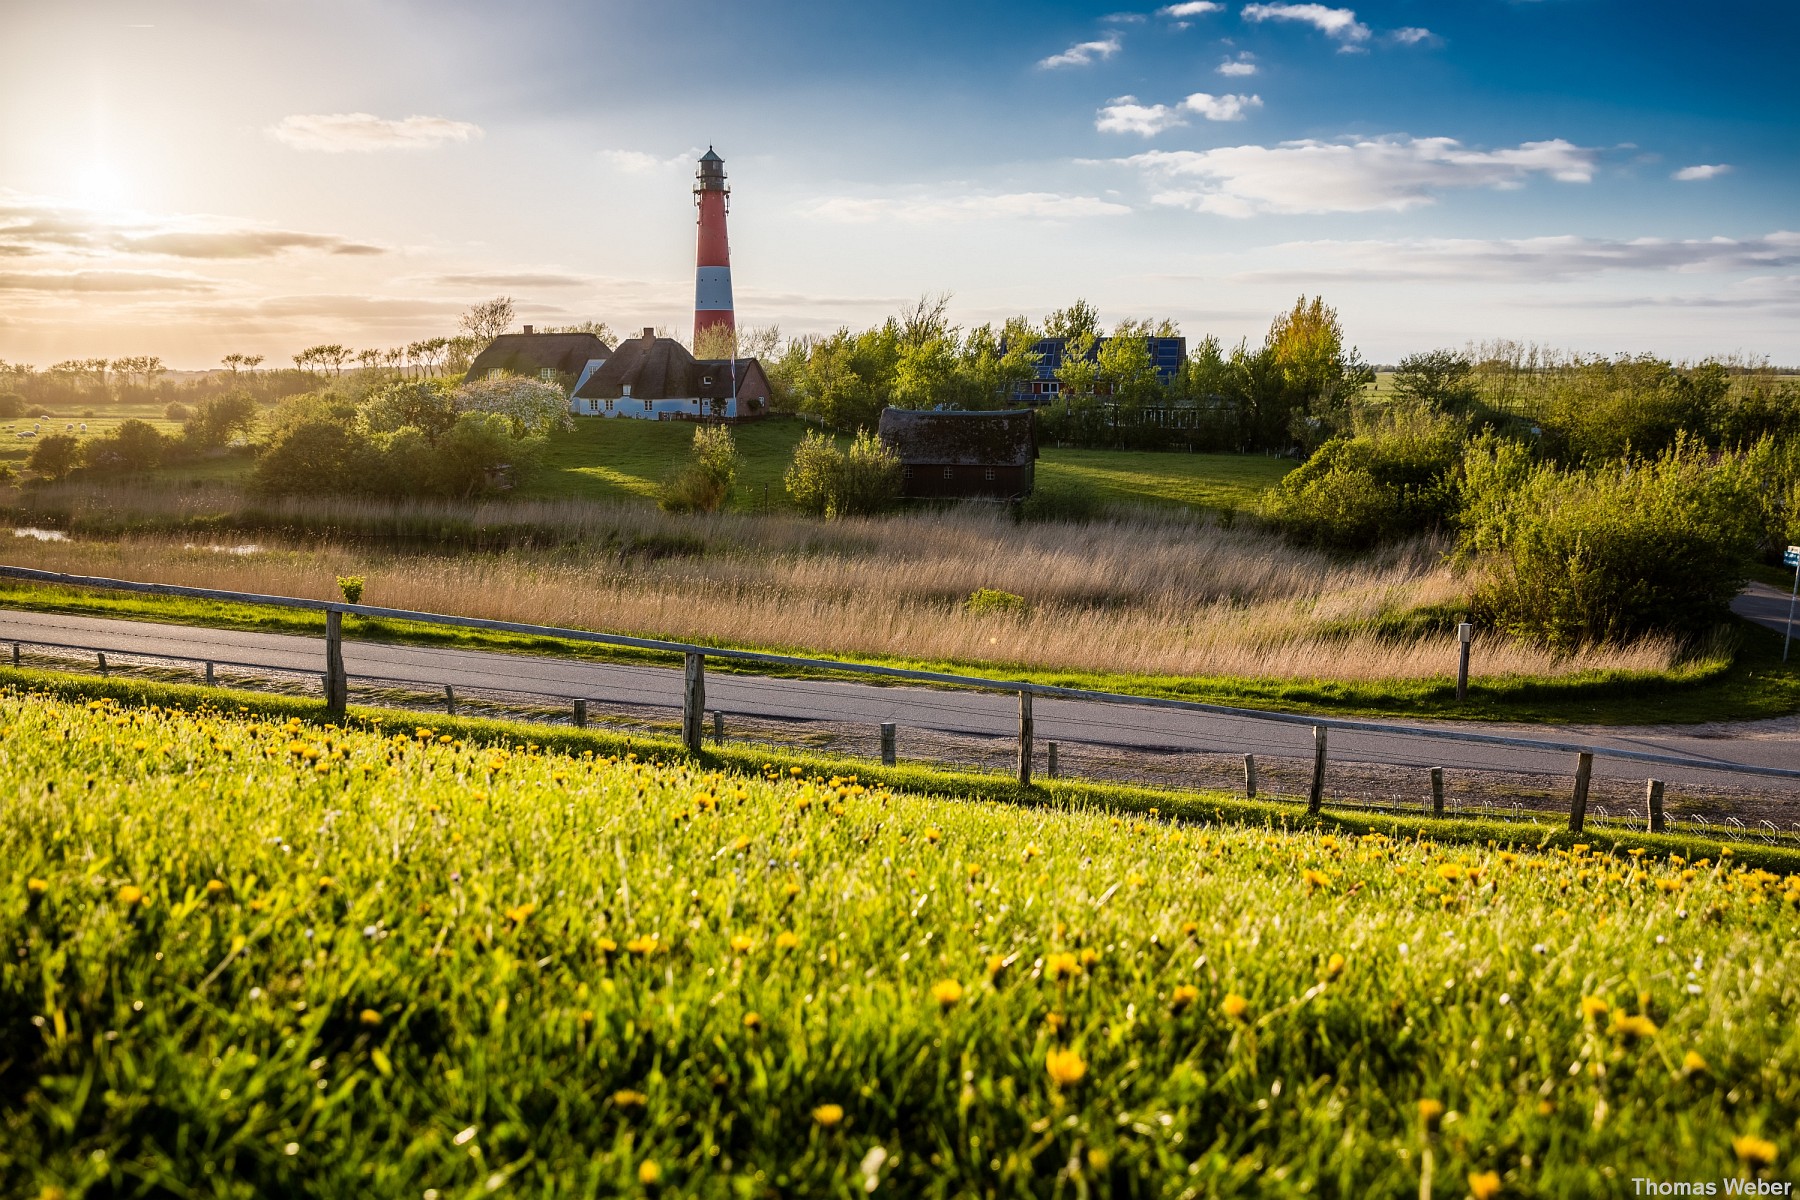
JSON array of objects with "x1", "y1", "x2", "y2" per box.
[{"x1": 694, "y1": 147, "x2": 735, "y2": 343}]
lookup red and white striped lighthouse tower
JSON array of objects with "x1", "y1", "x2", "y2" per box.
[{"x1": 693, "y1": 147, "x2": 735, "y2": 345}]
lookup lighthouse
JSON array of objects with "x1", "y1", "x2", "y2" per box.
[{"x1": 693, "y1": 147, "x2": 735, "y2": 347}]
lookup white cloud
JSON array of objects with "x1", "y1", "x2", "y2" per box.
[
  {"x1": 802, "y1": 192, "x2": 1131, "y2": 223},
  {"x1": 1241, "y1": 3, "x2": 1370, "y2": 42},
  {"x1": 1159, "y1": 2, "x2": 1224, "y2": 15},
  {"x1": 1228, "y1": 231, "x2": 1800, "y2": 283},
  {"x1": 1389, "y1": 26, "x2": 1436, "y2": 45},
  {"x1": 1038, "y1": 36, "x2": 1121, "y2": 68},
  {"x1": 1673, "y1": 163, "x2": 1731, "y2": 182},
  {"x1": 1183, "y1": 92, "x2": 1262, "y2": 121},
  {"x1": 601, "y1": 149, "x2": 699, "y2": 174},
  {"x1": 1097, "y1": 97, "x2": 1188, "y2": 136},
  {"x1": 0, "y1": 269, "x2": 217, "y2": 293},
  {"x1": 1116, "y1": 135, "x2": 1599, "y2": 216},
  {"x1": 266, "y1": 113, "x2": 483, "y2": 153},
  {"x1": 0, "y1": 192, "x2": 385, "y2": 259},
  {"x1": 1217, "y1": 53, "x2": 1259, "y2": 76}
]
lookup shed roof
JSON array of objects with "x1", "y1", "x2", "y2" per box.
[
  {"x1": 876, "y1": 408, "x2": 1038, "y2": 467},
  {"x1": 462, "y1": 333, "x2": 610, "y2": 384}
]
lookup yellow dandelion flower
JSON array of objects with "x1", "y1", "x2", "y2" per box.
[
  {"x1": 812, "y1": 1103, "x2": 845, "y2": 1127},
  {"x1": 775, "y1": 930, "x2": 800, "y2": 951},
  {"x1": 1418, "y1": 1098, "x2": 1445, "y2": 1130},
  {"x1": 1610, "y1": 1012, "x2": 1659, "y2": 1040},
  {"x1": 1127, "y1": 872, "x2": 1147, "y2": 887},
  {"x1": 924, "y1": 828, "x2": 941, "y2": 844},
  {"x1": 1732, "y1": 1135, "x2": 1777, "y2": 1169},
  {"x1": 1303, "y1": 868, "x2": 1331, "y2": 889},
  {"x1": 729, "y1": 934, "x2": 755, "y2": 954},
  {"x1": 1023, "y1": 844, "x2": 1039, "y2": 861},
  {"x1": 1221, "y1": 993, "x2": 1250, "y2": 1021},
  {"x1": 358, "y1": 1008, "x2": 382, "y2": 1026},
  {"x1": 1325, "y1": 953, "x2": 1346, "y2": 980},
  {"x1": 205, "y1": 879, "x2": 226, "y2": 897},
  {"x1": 1079, "y1": 947, "x2": 1099, "y2": 968},
  {"x1": 1045, "y1": 1047, "x2": 1087, "y2": 1087},
  {"x1": 503, "y1": 903, "x2": 536, "y2": 925},
  {"x1": 611, "y1": 1089, "x2": 648, "y2": 1107},
  {"x1": 625, "y1": 934, "x2": 660, "y2": 955},
  {"x1": 1171, "y1": 984, "x2": 1200, "y2": 1010},
  {"x1": 1579, "y1": 995, "x2": 1609, "y2": 1020},
  {"x1": 637, "y1": 1160, "x2": 661, "y2": 1185},
  {"x1": 1045, "y1": 952, "x2": 1081, "y2": 981},
  {"x1": 1437, "y1": 864, "x2": 1464, "y2": 882},
  {"x1": 743, "y1": 1011, "x2": 762, "y2": 1030},
  {"x1": 27, "y1": 877, "x2": 49, "y2": 895},
  {"x1": 930, "y1": 978, "x2": 964, "y2": 1008},
  {"x1": 116, "y1": 884, "x2": 144, "y2": 907},
  {"x1": 1468, "y1": 1170, "x2": 1502, "y2": 1199},
  {"x1": 1683, "y1": 1050, "x2": 1709, "y2": 1074},
  {"x1": 596, "y1": 936, "x2": 618, "y2": 953},
  {"x1": 317, "y1": 875, "x2": 335, "y2": 891},
  {"x1": 987, "y1": 954, "x2": 1010, "y2": 978}
]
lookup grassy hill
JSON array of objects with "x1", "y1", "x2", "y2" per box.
[
  {"x1": 4, "y1": 687, "x2": 1796, "y2": 1195},
  {"x1": 527, "y1": 416, "x2": 1292, "y2": 512}
]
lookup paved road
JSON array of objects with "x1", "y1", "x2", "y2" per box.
[
  {"x1": 1735, "y1": 580, "x2": 1798, "y2": 641},
  {"x1": 3, "y1": 609, "x2": 1796, "y2": 793}
]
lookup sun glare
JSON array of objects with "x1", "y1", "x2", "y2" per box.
[{"x1": 72, "y1": 161, "x2": 129, "y2": 212}]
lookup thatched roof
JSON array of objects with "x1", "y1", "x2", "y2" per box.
[
  {"x1": 877, "y1": 408, "x2": 1038, "y2": 467},
  {"x1": 572, "y1": 330, "x2": 765, "y2": 400},
  {"x1": 463, "y1": 333, "x2": 610, "y2": 384}
]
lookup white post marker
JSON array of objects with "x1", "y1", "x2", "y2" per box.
[{"x1": 1784, "y1": 545, "x2": 1799, "y2": 663}]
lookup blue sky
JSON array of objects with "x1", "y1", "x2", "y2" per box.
[{"x1": 1, "y1": 0, "x2": 1795, "y2": 365}]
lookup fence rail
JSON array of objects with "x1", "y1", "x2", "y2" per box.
[{"x1": 3, "y1": 564, "x2": 1798, "y2": 837}]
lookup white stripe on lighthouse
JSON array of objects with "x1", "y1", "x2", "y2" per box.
[{"x1": 695, "y1": 266, "x2": 734, "y2": 311}]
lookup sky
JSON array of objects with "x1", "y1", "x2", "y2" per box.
[{"x1": 1, "y1": 0, "x2": 1796, "y2": 368}]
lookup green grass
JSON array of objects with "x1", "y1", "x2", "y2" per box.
[
  {"x1": 3, "y1": 580, "x2": 1796, "y2": 728},
  {"x1": 1035, "y1": 447, "x2": 1292, "y2": 512},
  {"x1": 3, "y1": 683, "x2": 1797, "y2": 1196},
  {"x1": 525, "y1": 416, "x2": 1292, "y2": 514}
]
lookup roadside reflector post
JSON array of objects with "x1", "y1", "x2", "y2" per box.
[
  {"x1": 1017, "y1": 689, "x2": 1034, "y2": 787},
  {"x1": 682, "y1": 653, "x2": 705, "y2": 754},
  {"x1": 323, "y1": 609, "x2": 348, "y2": 716},
  {"x1": 97, "y1": 651, "x2": 107, "y2": 677},
  {"x1": 1307, "y1": 725, "x2": 1327, "y2": 815},
  {"x1": 1047, "y1": 741, "x2": 1059, "y2": 779},
  {"x1": 1646, "y1": 778, "x2": 1666, "y2": 833},
  {"x1": 712, "y1": 709, "x2": 724, "y2": 745},
  {"x1": 1430, "y1": 766, "x2": 1445, "y2": 818},
  {"x1": 879, "y1": 722, "x2": 896, "y2": 767},
  {"x1": 1455, "y1": 622, "x2": 1473, "y2": 702},
  {"x1": 573, "y1": 698, "x2": 587, "y2": 728},
  {"x1": 1243, "y1": 753, "x2": 1258, "y2": 799},
  {"x1": 1569, "y1": 751, "x2": 1594, "y2": 833},
  {"x1": 444, "y1": 685, "x2": 456, "y2": 716}
]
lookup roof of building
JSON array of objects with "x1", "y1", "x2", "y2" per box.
[
  {"x1": 463, "y1": 332, "x2": 611, "y2": 384},
  {"x1": 572, "y1": 330, "x2": 765, "y2": 400},
  {"x1": 876, "y1": 408, "x2": 1038, "y2": 467},
  {"x1": 700, "y1": 147, "x2": 723, "y2": 162}
]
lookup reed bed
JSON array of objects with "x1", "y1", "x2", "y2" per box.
[{"x1": 1, "y1": 505, "x2": 1684, "y2": 681}]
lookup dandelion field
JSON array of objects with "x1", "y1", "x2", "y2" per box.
[{"x1": 3, "y1": 691, "x2": 1798, "y2": 1197}]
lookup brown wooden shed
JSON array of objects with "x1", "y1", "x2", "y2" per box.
[{"x1": 877, "y1": 408, "x2": 1038, "y2": 500}]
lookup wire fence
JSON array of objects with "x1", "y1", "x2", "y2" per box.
[{"x1": 3, "y1": 564, "x2": 1799, "y2": 845}]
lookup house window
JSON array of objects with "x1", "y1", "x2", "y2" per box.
[
  {"x1": 984, "y1": 467, "x2": 996, "y2": 481},
  {"x1": 488, "y1": 369, "x2": 503, "y2": 380},
  {"x1": 943, "y1": 467, "x2": 954, "y2": 479},
  {"x1": 539, "y1": 368, "x2": 556, "y2": 381},
  {"x1": 588, "y1": 399, "x2": 598, "y2": 414},
  {"x1": 702, "y1": 376, "x2": 713, "y2": 385},
  {"x1": 604, "y1": 399, "x2": 614, "y2": 412},
  {"x1": 902, "y1": 467, "x2": 912, "y2": 479},
  {"x1": 622, "y1": 384, "x2": 632, "y2": 397},
  {"x1": 644, "y1": 399, "x2": 653, "y2": 412}
]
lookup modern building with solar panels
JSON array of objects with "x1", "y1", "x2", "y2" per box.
[{"x1": 1006, "y1": 335, "x2": 1186, "y2": 405}]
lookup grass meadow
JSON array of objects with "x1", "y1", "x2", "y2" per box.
[{"x1": 2, "y1": 687, "x2": 1796, "y2": 1196}]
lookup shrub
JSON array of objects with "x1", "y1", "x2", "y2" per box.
[
  {"x1": 1261, "y1": 404, "x2": 1462, "y2": 550},
  {"x1": 80, "y1": 419, "x2": 167, "y2": 473},
  {"x1": 183, "y1": 391, "x2": 259, "y2": 449},
  {"x1": 659, "y1": 426, "x2": 740, "y2": 514},
  {"x1": 362, "y1": 380, "x2": 459, "y2": 439},
  {"x1": 454, "y1": 375, "x2": 572, "y2": 437},
  {"x1": 164, "y1": 401, "x2": 190, "y2": 422},
  {"x1": 781, "y1": 429, "x2": 900, "y2": 519},
  {"x1": 252, "y1": 418, "x2": 372, "y2": 495},
  {"x1": 1018, "y1": 478, "x2": 1101, "y2": 523},
  {"x1": 965, "y1": 588, "x2": 1028, "y2": 618},
  {"x1": 26, "y1": 434, "x2": 81, "y2": 482},
  {"x1": 337, "y1": 576, "x2": 365, "y2": 605},
  {"x1": 1462, "y1": 436, "x2": 1760, "y2": 648},
  {"x1": 0, "y1": 392, "x2": 25, "y2": 418}
]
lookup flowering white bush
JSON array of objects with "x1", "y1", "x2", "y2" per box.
[{"x1": 453, "y1": 375, "x2": 573, "y2": 437}]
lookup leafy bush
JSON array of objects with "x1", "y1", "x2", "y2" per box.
[
  {"x1": 26, "y1": 434, "x2": 81, "y2": 482},
  {"x1": 360, "y1": 380, "x2": 458, "y2": 440},
  {"x1": 454, "y1": 375, "x2": 572, "y2": 437},
  {"x1": 781, "y1": 429, "x2": 901, "y2": 519},
  {"x1": 337, "y1": 576, "x2": 365, "y2": 604},
  {"x1": 1261, "y1": 404, "x2": 1463, "y2": 550},
  {"x1": 164, "y1": 401, "x2": 190, "y2": 422},
  {"x1": 1461, "y1": 436, "x2": 1760, "y2": 648},
  {"x1": 659, "y1": 426, "x2": 740, "y2": 513},
  {"x1": 1017, "y1": 478, "x2": 1101, "y2": 523},
  {"x1": 965, "y1": 587, "x2": 1028, "y2": 617},
  {"x1": 0, "y1": 392, "x2": 26, "y2": 418},
  {"x1": 182, "y1": 391, "x2": 259, "y2": 450},
  {"x1": 80, "y1": 419, "x2": 167, "y2": 473}
]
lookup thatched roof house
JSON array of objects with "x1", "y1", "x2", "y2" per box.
[{"x1": 876, "y1": 407, "x2": 1038, "y2": 500}]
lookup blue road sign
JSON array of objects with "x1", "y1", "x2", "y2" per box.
[{"x1": 1787, "y1": 546, "x2": 1800, "y2": 567}]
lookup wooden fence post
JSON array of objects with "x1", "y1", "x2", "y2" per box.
[
  {"x1": 1455, "y1": 623, "x2": 1473, "y2": 703},
  {"x1": 1430, "y1": 767, "x2": 1445, "y2": 818},
  {"x1": 1646, "y1": 778, "x2": 1666, "y2": 833},
  {"x1": 1243, "y1": 753, "x2": 1258, "y2": 799},
  {"x1": 1046, "y1": 741, "x2": 1059, "y2": 779},
  {"x1": 323, "y1": 609, "x2": 347, "y2": 717},
  {"x1": 712, "y1": 709, "x2": 724, "y2": 745},
  {"x1": 10, "y1": 642, "x2": 18, "y2": 668},
  {"x1": 879, "y1": 722, "x2": 896, "y2": 767},
  {"x1": 1017, "y1": 689, "x2": 1033, "y2": 787},
  {"x1": 205, "y1": 661, "x2": 215, "y2": 686},
  {"x1": 444, "y1": 685, "x2": 456, "y2": 716},
  {"x1": 97, "y1": 651, "x2": 107, "y2": 677},
  {"x1": 1569, "y1": 751, "x2": 1594, "y2": 833},
  {"x1": 682, "y1": 653, "x2": 705, "y2": 753},
  {"x1": 1307, "y1": 725, "x2": 1327, "y2": 815},
  {"x1": 573, "y1": 698, "x2": 587, "y2": 728}
]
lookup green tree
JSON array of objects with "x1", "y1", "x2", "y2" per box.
[
  {"x1": 81, "y1": 419, "x2": 167, "y2": 473},
  {"x1": 1392, "y1": 350, "x2": 1478, "y2": 412},
  {"x1": 27, "y1": 433, "x2": 81, "y2": 482},
  {"x1": 183, "y1": 391, "x2": 259, "y2": 450},
  {"x1": 659, "y1": 426, "x2": 741, "y2": 513}
]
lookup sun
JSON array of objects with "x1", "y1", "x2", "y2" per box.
[{"x1": 72, "y1": 161, "x2": 130, "y2": 212}]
